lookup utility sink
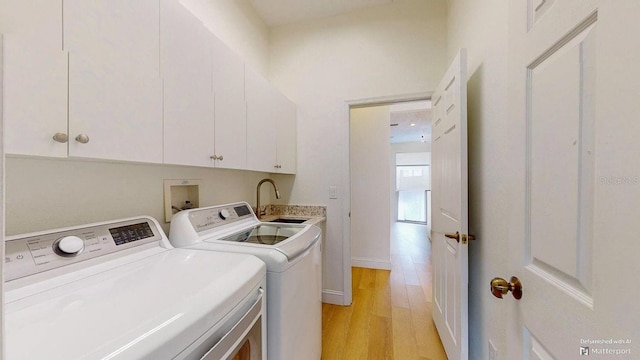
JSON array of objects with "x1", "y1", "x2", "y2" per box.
[{"x1": 268, "y1": 218, "x2": 308, "y2": 224}]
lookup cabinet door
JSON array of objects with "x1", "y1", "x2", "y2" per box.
[
  {"x1": 212, "y1": 36, "x2": 247, "y2": 170},
  {"x1": 275, "y1": 93, "x2": 297, "y2": 174},
  {"x1": 246, "y1": 67, "x2": 277, "y2": 173},
  {"x1": 3, "y1": 0, "x2": 68, "y2": 157},
  {"x1": 161, "y1": 0, "x2": 215, "y2": 167},
  {"x1": 65, "y1": 0, "x2": 163, "y2": 163}
]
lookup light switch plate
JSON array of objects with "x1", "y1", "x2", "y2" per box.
[{"x1": 329, "y1": 186, "x2": 337, "y2": 199}]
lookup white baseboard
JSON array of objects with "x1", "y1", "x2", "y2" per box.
[
  {"x1": 322, "y1": 289, "x2": 347, "y2": 305},
  {"x1": 351, "y1": 257, "x2": 392, "y2": 270}
]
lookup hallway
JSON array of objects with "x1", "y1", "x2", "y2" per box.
[{"x1": 321, "y1": 222, "x2": 447, "y2": 359}]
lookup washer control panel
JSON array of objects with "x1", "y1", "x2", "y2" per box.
[
  {"x1": 188, "y1": 203, "x2": 256, "y2": 233},
  {"x1": 4, "y1": 218, "x2": 162, "y2": 281}
]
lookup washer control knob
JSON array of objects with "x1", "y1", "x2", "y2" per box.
[
  {"x1": 54, "y1": 236, "x2": 85, "y2": 257},
  {"x1": 219, "y1": 209, "x2": 231, "y2": 220}
]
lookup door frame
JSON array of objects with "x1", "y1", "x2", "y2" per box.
[{"x1": 342, "y1": 91, "x2": 431, "y2": 305}]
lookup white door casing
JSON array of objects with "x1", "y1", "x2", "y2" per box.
[
  {"x1": 431, "y1": 49, "x2": 468, "y2": 360},
  {"x1": 507, "y1": 1, "x2": 640, "y2": 359}
]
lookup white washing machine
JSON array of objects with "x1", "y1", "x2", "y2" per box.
[
  {"x1": 4, "y1": 216, "x2": 267, "y2": 360},
  {"x1": 169, "y1": 202, "x2": 322, "y2": 360}
]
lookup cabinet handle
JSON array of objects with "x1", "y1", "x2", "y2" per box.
[
  {"x1": 274, "y1": 164, "x2": 282, "y2": 169},
  {"x1": 52, "y1": 133, "x2": 69, "y2": 143},
  {"x1": 210, "y1": 155, "x2": 224, "y2": 161},
  {"x1": 75, "y1": 134, "x2": 90, "y2": 144},
  {"x1": 218, "y1": 155, "x2": 223, "y2": 161}
]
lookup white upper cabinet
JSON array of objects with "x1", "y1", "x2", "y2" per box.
[
  {"x1": 161, "y1": 0, "x2": 215, "y2": 167},
  {"x1": 64, "y1": 0, "x2": 163, "y2": 163},
  {"x1": 274, "y1": 93, "x2": 297, "y2": 174},
  {"x1": 3, "y1": 0, "x2": 296, "y2": 172},
  {"x1": 3, "y1": 0, "x2": 68, "y2": 157},
  {"x1": 211, "y1": 36, "x2": 247, "y2": 170},
  {"x1": 246, "y1": 67, "x2": 297, "y2": 174},
  {"x1": 246, "y1": 67, "x2": 278, "y2": 173}
]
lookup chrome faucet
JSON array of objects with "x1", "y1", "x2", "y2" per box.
[{"x1": 256, "y1": 178, "x2": 281, "y2": 219}]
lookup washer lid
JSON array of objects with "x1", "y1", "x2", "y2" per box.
[
  {"x1": 220, "y1": 224, "x2": 303, "y2": 245},
  {"x1": 5, "y1": 248, "x2": 266, "y2": 360},
  {"x1": 214, "y1": 223, "x2": 320, "y2": 262}
]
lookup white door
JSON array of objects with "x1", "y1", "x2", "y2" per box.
[
  {"x1": 507, "y1": 1, "x2": 640, "y2": 359},
  {"x1": 431, "y1": 49, "x2": 469, "y2": 360}
]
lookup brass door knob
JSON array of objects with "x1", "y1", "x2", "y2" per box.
[
  {"x1": 444, "y1": 231, "x2": 476, "y2": 243},
  {"x1": 490, "y1": 276, "x2": 522, "y2": 300}
]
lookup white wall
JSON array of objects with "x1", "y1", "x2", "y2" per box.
[
  {"x1": 269, "y1": 0, "x2": 447, "y2": 304},
  {"x1": 447, "y1": 0, "x2": 510, "y2": 359},
  {"x1": 350, "y1": 105, "x2": 391, "y2": 270}
]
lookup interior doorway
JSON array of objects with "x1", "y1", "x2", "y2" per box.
[
  {"x1": 349, "y1": 98, "x2": 432, "y2": 271},
  {"x1": 346, "y1": 94, "x2": 432, "y2": 307},
  {"x1": 390, "y1": 100, "x2": 432, "y2": 230}
]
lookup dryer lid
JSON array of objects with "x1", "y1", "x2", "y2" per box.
[{"x1": 5, "y1": 248, "x2": 265, "y2": 360}]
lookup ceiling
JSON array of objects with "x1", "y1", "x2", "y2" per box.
[
  {"x1": 389, "y1": 100, "x2": 432, "y2": 144},
  {"x1": 248, "y1": 0, "x2": 395, "y2": 27}
]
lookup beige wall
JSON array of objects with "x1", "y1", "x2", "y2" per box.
[
  {"x1": 447, "y1": 0, "x2": 510, "y2": 358},
  {"x1": 269, "y1": 0, "x2": 447, "y2": 304},
  {"x1": 5, "y1": 157, "x2": 278, "y2": 235}
]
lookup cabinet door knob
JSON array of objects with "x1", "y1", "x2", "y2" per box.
[
  {"x1": 218, "y1": 155, "x2": 223, "y2": 161},
  {"x1": 75, "y1": 134, "x2": 90, "y2": 144},
  {"x1": 52, "y1": 133, "x2": 69, "y2": 143},
  {"x1": 210, "y1": 155, "x2": 223, "y2": 161}
]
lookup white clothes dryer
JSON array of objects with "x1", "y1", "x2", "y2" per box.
[
  {"x1": 5, "y1": 216, "x2": 267, "y2": 360},
  {"x1": 169, "y1": 202, "x2": 322, "y2": 360}
]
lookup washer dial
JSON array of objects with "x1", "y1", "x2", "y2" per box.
[
  {"x1": 219, "y1": 209, "x2": 231, "y2": 220},
  {"x1": 53, "y1": 236, "x2": 85, "y2": 257}
]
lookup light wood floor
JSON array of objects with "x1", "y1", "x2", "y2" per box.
[{"x1": 322, "y1": 222, "x2": 448, "y2": 360}]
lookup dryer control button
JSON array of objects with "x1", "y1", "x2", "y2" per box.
[
  {"x1": 54, "y1": 236, "x2": 85, "y2": 256},
  {"x1": 219, "y1": 209, "x2": 231, "y2": 220}
]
